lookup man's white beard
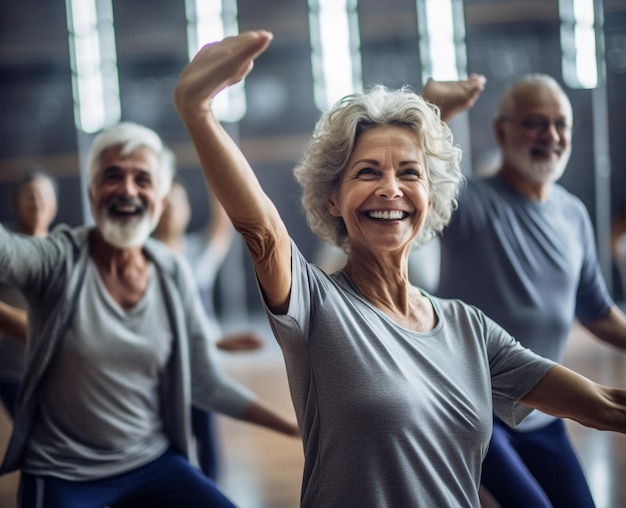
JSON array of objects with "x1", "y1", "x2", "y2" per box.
[
  {"x1": 509, "y1": 146, "x2": 571, "y2": 185},
  {"x1": 97, "y1": 213, "x2": 157, "y2": 249}
]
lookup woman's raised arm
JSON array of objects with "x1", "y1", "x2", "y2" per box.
[{"x1": 173, "y1": 30, "x2": 292, "y2": 314}]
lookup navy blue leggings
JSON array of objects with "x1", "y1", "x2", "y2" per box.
[
  {"x1": 482, "y1": 418, "x2": 595, "y2": 508},
  {"x1": 191, "y1": 406, "x2": 219, "y2": 481},
  {"x1": 18, "y1": 449, "x2": 236, "y2": 508}
]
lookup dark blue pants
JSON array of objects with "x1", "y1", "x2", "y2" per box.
[
  {"x1": 192, "y1": 406, "x2": 219, "y2": 480},
  {"x1": 18, "y1": 449, "x2": 236, "y2": 508},
  {"x1": 482, "y1": 418, "x2": 595, "y2": 508}
]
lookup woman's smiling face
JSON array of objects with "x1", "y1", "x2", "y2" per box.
[{"x1": 328, "y1": 124, "x2": 431, "y2": 257}]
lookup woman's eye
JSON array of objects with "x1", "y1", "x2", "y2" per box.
[
  {"x1": 401, "y1": 168, "x2": 422, "y2": 179},
  {"x1": 356, "y1": 168, "x2": 377, "y2": 179}
]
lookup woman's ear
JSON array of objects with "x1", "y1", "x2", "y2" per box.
[{"x1": 328, "y1": 197, "x2": 342, "y2": 217}]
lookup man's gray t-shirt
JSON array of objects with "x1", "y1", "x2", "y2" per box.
[
  {"x1": 263, "y1": 242, "x2": 555, "y2": 508},
  {"x1": 22, "y1": 261, "x2": 171, "y2": 479}
]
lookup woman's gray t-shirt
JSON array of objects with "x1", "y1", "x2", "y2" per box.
[{"x1": 263, "y1": 242, "x2": 555, "y2": 508}]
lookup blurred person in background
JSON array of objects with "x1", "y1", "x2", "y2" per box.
[
  {"x1": 437, "y1": 73, "x2": 626, "y2": 508},
  {"x1": 0, "y1": 167, "x2": 58, "y2": 420},
  {"x1": 0, "y1": 121, "x2": 298, "y2": 508}
]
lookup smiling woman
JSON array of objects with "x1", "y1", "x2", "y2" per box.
[
  {"x1": 294, "y1": 84, "x2": 462, "y2": 253},
  {"x1": 326, "y1": 124, "x2": 432, "y2": 259},
  {"x1": 324, "y1": 126, "x2": 436, "y2": 332},
  {"x1": 173, "y1": 30, "x2": 626, "y2": 508}
]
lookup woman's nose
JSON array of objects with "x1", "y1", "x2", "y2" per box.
[{"x1": 376, "y1": 174, "x2": 402, "y2": 199}]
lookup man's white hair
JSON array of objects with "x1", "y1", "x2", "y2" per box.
[{"x1": 86, "y1": 121, "x2": 175, "y2": 199}]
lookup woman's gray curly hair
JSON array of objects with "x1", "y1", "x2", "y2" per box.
[{"x1": 294, "y1": 84, "x2": 464, "y2": 251}]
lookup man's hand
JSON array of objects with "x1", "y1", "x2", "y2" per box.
[{"x1": 422, "y1": 73, "x2": 487, "y2": 123}]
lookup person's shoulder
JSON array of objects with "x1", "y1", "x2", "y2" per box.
[
  {"x1": 51, "y1": 223, "x2": 88, "y2": 237},
  {"x1": 462, "y1": 175, "x2": 501, "y2": 199},
  {"x1": 46, "y1": 224, "x2": 91, "y2": 251},
  {"x1": 427, "y1": 291, "x2": 487, "y2": 321},
  {"x1": 427, "y1": 292, "x2": 466, "y2": 310},
  {"x1": 454, "y1": 175, "x2": 504, "y2": 217},
  {"x1": 0, "y1": 221, "x2": 19, "y2": 234},
  {"x1": 551, "y1": 183, "x2": 589, "y2": 215},
  {"x1": 552, "y1": 182, "x2": 583, "y2": 203}
]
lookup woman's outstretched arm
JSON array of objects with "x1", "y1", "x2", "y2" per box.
[{"x1": 521, "y1": 364, "x2": 626, "y2": 433}]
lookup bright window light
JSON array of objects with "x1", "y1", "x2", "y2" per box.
[
  {"x1": 559, "y1": 0, "x2": 599, "y2": 89},
  {"x1": 186, "y1": 0, "x2": 245, "y2": 123},
  {"x1": 65, "y1": 0, "x2": 120, "y2": 133},
  {"x1": 185, "y1": 0, "x2": 224, "y2": 59},
  {"x1": 417, "y1": 0, "x2": 467, "y2": 83},
  {"x1": 308, "y1": 0, "x2": 362, "y2": 112}
]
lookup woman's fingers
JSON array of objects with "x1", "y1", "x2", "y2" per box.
[{"x1": 174, "y1": 30, "x2": 273, "y2": 113}]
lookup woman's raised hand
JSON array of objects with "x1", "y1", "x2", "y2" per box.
[{"x1": 173, "y1": 30, "x2": 273, "y2": 116}]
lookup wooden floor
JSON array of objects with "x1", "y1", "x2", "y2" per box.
[{"x1": 1, "y1": 317, "x2": 625, "y2": 508}]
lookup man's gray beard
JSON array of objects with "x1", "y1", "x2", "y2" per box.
[
  {"x1": 97, "y1": 214, "x2": 156, "y2": 249},
  {"x1": 513, "y1": 149, "x2": 570, "y2": 185}
]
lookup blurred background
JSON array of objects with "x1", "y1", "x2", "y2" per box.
[{"x1": 0, "y1": 0, "x2": 625, "y2": 316}]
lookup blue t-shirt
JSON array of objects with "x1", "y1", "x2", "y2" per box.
[{"x1": 437, "y1": 175, "x2": 612, "y2": 429}]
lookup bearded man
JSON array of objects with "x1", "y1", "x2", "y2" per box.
[
  {"x1": 0, "y1": 122, "x2": 298, "y2": 508},
  {"x1": 436, "y1": 74, "x2": 626, "y2": 507}
]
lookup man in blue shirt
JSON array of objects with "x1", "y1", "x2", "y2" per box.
[{"x1": 437, "y1": 73, "x2": 626, "y2": 508}]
